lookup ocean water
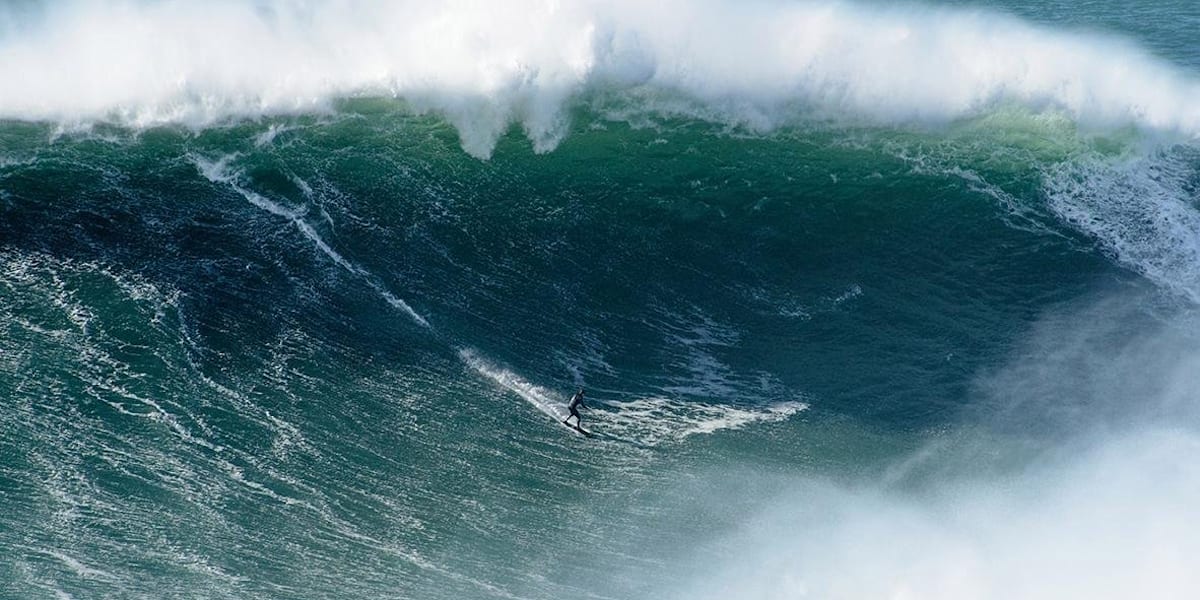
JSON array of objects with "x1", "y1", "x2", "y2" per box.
[{"x1": 3, "y1": 1, "x2": 1200, "y2": 598}]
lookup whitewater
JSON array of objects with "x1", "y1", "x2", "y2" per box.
[
  {"x1": 3, "y1": 1, "x2": 1200, "y2": 599},
  {"x1": 3, "y1": 0, "x2": 1200, "y2": 157}
]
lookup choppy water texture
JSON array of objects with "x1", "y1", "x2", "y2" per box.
[{"x1": 3, "y1": 1, "x2": 1200, "y2": 599}]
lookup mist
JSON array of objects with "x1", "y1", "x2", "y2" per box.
[{"x1": 669, "y1": 289, "x2": 1200, "y2": 600}]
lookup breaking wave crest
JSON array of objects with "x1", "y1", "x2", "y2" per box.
[{"x1": 3, "y1": 0, "x2": 1200, "y2": 157}]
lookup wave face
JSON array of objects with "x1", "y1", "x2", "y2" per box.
[{"x1": 4, "y1": 1, "x2": 1200, "y2": 599}]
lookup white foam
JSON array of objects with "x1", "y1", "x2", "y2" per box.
[
  {"x1": 1043, "y1": 150, "x2": 1200, "y2": 303},
  {"x1": 254, "y1": 123, "x2": 296, "y2": 148},
  {"x1": 459, "y1": 347, "x2": 569, "y2": 422},
  {"x1": 41, "y1": 551, "x2": 116, "y2": 582},
  {"x1": 192, "y1": 154, "x2": 430, "y2": 327},
  {"x1": 601, "y1": 397, "x2": 806, "y2": 444},
  {"x1": 462, "y1": 347, "x2": 804, "y2": 443},
  {"x1": 3, "y1": 1, "x2": 1199, "y2": 157}
]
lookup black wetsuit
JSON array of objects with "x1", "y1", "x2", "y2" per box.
[{"x1": 565, "y1": 392, "x2": 584, "y2": 425}]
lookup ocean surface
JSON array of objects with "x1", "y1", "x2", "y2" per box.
[{"x1": 3, "y1": 1, "x2": 1200, "y2": 598}]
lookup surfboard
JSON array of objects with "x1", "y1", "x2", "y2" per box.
[{"x1": 563, "y1": 421, "x2": 592, "y2": 437}]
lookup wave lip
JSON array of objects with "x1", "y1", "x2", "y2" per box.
[{"x1": 3, "y1": 1, "x2": 1200, "y2": 156}]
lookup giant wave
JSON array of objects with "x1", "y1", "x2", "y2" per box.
[{"x1": 5, "y1": 3, "x2": 1200, "y2": 599}]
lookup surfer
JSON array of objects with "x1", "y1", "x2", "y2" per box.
[{"x1": 563, "y1": 389, "x2": 586, "y2": 428}]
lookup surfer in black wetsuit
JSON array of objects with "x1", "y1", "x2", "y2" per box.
[{"x1": 563, "y1": 389, "x2": 585, "y2": 427}]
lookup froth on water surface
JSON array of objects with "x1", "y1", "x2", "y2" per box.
[{"x1": 3, "y1": 0, "x2": 1200, "y2": 158}]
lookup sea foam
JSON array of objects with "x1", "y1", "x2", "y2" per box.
[{"x1": 2, "y1": 0, "x2": 1199, "y2": 157}]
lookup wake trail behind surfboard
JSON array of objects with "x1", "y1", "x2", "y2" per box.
[
  {"x1": 460, "y1": 348, "x2": 804, "y2": 445},
  {"x1": 459, "y1": 347, "x2": 572, "y2": 424}
]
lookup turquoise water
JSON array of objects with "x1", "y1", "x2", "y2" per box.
[{"x1": 3, "y1": 1, "x2": 1200, "y2": 599}]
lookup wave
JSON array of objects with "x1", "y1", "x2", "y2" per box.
[{"x1": 3, "y1": 0, "x2": 1200, "y2": 157}]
